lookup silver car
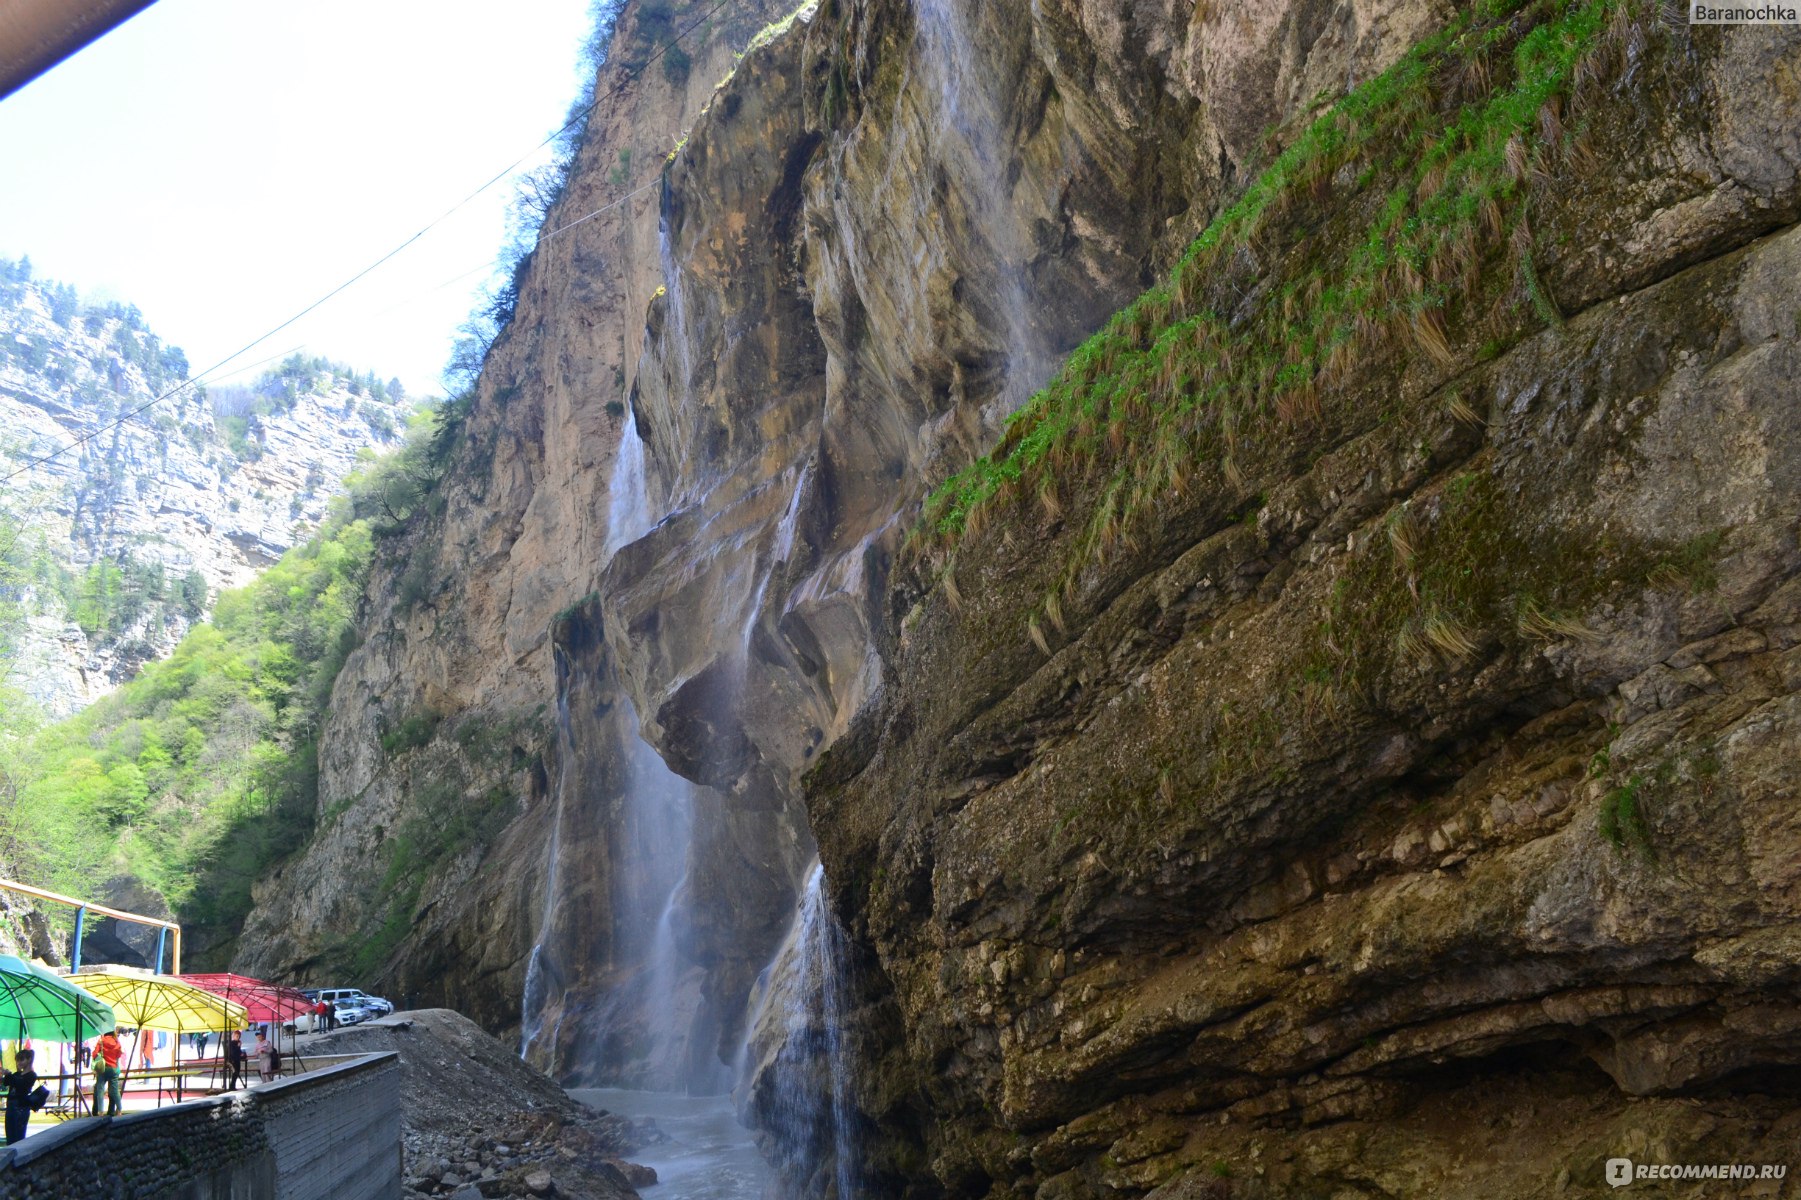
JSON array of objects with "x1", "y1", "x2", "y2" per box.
[{"x1": 334, "y1": 1001, "x2": 376, "y2": 1026}]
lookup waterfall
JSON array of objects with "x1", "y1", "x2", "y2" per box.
[
  {"x1": 522, "y1": 396, "x2": 654, "y2": 1065},
  {"x1": 519, "y1": 647, "x2": 576, "y2": 1062},
  {"x1": 604, "y1": 404, "x2": 650, "y2": 560},
  {"x1": 609, "y1": 704, "x2": 711, "y2": 1091},
  {"x1": 913, "y1": 0, "x2": 1052, "y2": 413},
  {"x1": 745, "y1": 862, "x2": 862, "y2": 1197}
]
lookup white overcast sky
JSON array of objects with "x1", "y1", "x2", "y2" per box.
[{"x1": 0, "y1": 0, "x2": 601, "y2": 396}]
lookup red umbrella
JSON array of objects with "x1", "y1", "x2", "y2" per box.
[
  {"x1": 177, "y1": 974, "x2": 312, "y2": 1024},
  {"x1": 178, "y1": 973, "x2": 316, "y2": 1088}
]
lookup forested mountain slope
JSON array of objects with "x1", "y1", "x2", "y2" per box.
[
  {"x1": 0, "y1": 413, "x2": 455, "y2": 970},
  {"x1": 0, "y1": 258, "x2": 413, "y2": 716}
]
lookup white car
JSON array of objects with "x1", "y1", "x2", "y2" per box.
[
  {"x1": 291, "y1": 988, "x2": 394, "y2": 1032},
  {"x1": 315, "y1": 987, "x2": 394, "y2": 1016}
]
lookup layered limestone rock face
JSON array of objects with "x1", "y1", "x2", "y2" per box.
[
  {"x1": 233, "y1": 0, "x2": 1503, "y2": 1131},
  {"x1": 237, "y1": 0, "x2": 1448, "y2": 1078},
  {"x1": 0, "y1": 280, "x2": 410, "y2": 716},
  {"x1": 612, "y1": 0, "x2": 1463, "y2": 1178},
  {"x1": 237, "y1": 0, "x2": 1798, "y2": 1192},
  {"x1": 613, "y1": 0, "x2": 1453, "y2": 865},
  {"x1": 809, "y1": 14, "x2": 1801, "y2": 1198}
]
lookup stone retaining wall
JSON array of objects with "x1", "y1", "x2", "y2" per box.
[{"x1": 0, "y1": 1051, "x2": 402, "y2": 1199}]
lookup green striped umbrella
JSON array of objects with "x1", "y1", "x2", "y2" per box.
[{"x1": 0, "y1": 955, "x2": 115, "y2": 1043}]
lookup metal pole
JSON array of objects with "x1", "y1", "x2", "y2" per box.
[
  {"x1": 154, "y1": 928, "x2": 166, "y2": 974},
  {"x1": 0, "y1": 878, "x2": 182, "y2": 969},
  {"x1": 0, "y1": 879, "x2": 182, "y2": 937},
  {"x1": 72, "y1": 906, "x2": 85, "y2": 971}
]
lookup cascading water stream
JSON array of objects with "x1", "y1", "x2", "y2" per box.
[
  {"x1": 519, "y1": 646, "x2": 577, "y2": 1062},
  {"x1": 913, "y1": 0, "x2": 1053, "y2": 412},
  {"x1": 612, "y1": 703, "x2": 709, "y2": 1091},
  {"x1": 522, "y1": 392, "x2": 655, "y2": 1065},
  {"x1": 742, "y1": 861, "x2": 862, "y2": 1198},
  {"x1": 605, "y1": 400, "x2": 651, "y2": 558}
]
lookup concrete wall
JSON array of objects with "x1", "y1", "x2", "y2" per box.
[
  {"x1": 0, "y1": 1051, "x2": 402, "y2": 1200},
  {"x1": 260, "y1": 1052, "x2": 403, "y2": 1200}
]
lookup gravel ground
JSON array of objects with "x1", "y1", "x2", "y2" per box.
[{"x1": 300, "y1": 1009, "x2": 664, "y2": 1199}]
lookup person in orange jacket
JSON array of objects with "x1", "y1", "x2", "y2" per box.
[{"x1": 92, "y1": 1028, "x2": 124, "y2": 1117}]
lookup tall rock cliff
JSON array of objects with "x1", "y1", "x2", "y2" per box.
[
  {"x1": 808, "y1": 6, "x2": 1801, "y2": 1198},
  {"x1": 238, "y1": 0, "x2": 1443, "y2": 1043},
  {"x1": 237, "y1": 0, "x2": 1801, "y2": 1195},
  {"x1": 1, "y1": 267, "x2": 413, "y2": 716}
]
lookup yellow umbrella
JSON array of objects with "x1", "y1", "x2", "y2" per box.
[
  {"x1": 68, "y1": 967, "x2": 247, "y2": 1033},
  {"x1": 69, "y1": 967, "x2": 251, "y2": 1105}
]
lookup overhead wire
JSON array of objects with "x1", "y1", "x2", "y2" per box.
[
  {"x1": 0, "y1": 0, "x2": 739, "y2": 498},
  {"x1": 0, "y1": 0, "x2": 738, "y2": 554}
]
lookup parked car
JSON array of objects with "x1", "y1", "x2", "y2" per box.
[
  {"x1": 333, "y1": 1001, "x2": 375, "y2": 1026},
  {"x1": 291, "y1": 987, "x2": 393, "y2": 1032},
  {"x1": 315, "y1": 987, "x2": 393, "y2": 1015}
]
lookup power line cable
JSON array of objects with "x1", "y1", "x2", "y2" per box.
[
  {"x1": 0, "y1": 0, "x2": 735, "y2": 576},
  {"x1": 0, "y1": 147, "x2": 668, "y2": 563},
  {"x1": 0, "y1": 0, "x2": 740, "y2": 496}
]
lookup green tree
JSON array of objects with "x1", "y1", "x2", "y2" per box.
[
  {"x1": 102, "y1": 762, "x2": 150, "y2": 826},
  {"x1": 49, "y1": 283, "x2": 79, "y2": 327},
  {"x1": 177, "y1": 570, "x2": 208, "y2": 620}
]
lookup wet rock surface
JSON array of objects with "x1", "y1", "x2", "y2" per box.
[
  {"x1": 242, "y1": 0, "x2": 1462, "y2": 1097},
  {"x1": 237, "y1": 0, "x2": 1801, "y2": 1196},
  {"x1": 231, "y1": 0, "x2": 801, "y2": 1050}
]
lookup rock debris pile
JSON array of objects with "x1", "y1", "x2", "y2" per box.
[{"x1": 298, "y1": 1009, "x2": 661, "y2": 1200}]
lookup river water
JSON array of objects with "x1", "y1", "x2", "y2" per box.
[{"x1": 571, "y1": 1088, "x2": 776, "y2": 1199}]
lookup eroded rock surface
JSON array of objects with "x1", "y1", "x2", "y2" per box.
[
  {"x1": 808, "y1": 15, "x2": 1801, "y2": 1197},
  {"x1": 238, "y1": 0, "x2": 1441, "y2": 1090},
  {"x1": 240, "y1": 1, "x2": 1801, "y2": 1194}
]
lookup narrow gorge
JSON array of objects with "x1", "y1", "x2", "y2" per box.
[{"x1": 228, "y1": 0, "x2": 1801, "y2": 1196}]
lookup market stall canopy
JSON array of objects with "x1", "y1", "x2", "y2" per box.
[
  {"x1": 69, "y1": 967, "x2": 246, "y2": 1033},
  {"x1": 177, "y1": 973, "x2": 313, "y2": 1024},
  {"x1": 0, "y1": 955, "x2": 114, "y2": 1042}
]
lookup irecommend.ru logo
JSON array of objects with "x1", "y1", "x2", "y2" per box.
[{"x1": 1605, "y1": 1157, "x2": 1789, "y2": 1187}]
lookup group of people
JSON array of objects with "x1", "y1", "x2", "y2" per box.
[
  {"x1": 220, "y1": 1026, "x2": 280, "y2": 1088},
  {"x1": 0, "y1": 1016, "x2": 298, "y2": 1144},
  {"x1": 0, "y1": 1025, "x2": 124, "y2": 1145}
]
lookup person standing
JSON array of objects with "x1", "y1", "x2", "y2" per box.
[
  {"x1": 315, "y1": 997, "x2": 333, "y2": 1033},
  {"x1": 93, "y1": 1028, "x2": 124, "y2": 1117},
  {"x1": 223, "y1": 1030, "x2": 244, "y2": 1089},
  {"x1": 2, "y1": 1047, "x2": 39, "y2": 1144},
  {"x1": 254, "y1": 1029, "x2": 273, "y2": 1083}
]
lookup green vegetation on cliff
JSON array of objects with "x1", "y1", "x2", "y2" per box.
[
  {"x1": 923, "y1": 0, "x2": 1622, "y2": 561},
  {"x1": 1, "y1": 517, "x2": 371, "y2": 933},
  {"x1": 210, "y1": 354, "x2": 408, "y2": 462},
  {"x1": 0, "y1": 257, "x2": 191, "y2": 396}
]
